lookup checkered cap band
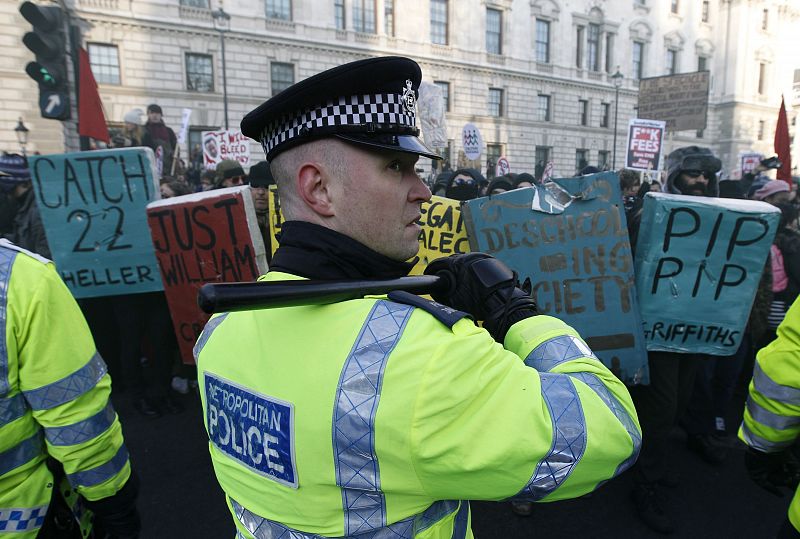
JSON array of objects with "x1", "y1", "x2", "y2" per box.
[{"x1": 260, "y1": 93, "x2": 416, "y2": 156}]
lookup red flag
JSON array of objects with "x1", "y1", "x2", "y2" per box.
[
  {"x1": 78, "y1": 47, "x2": 110, "y2": 143},
  {"x1": 774, "y1": 95, "x2": 792, "y2": 184}
]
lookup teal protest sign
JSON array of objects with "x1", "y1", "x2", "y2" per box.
[
  {"x1": 463, "y1": 172, "x2": 648, "y2": 385},
  {"x1": 634, "y1": 193, "x2": 779, "y2": 355},
  {"x1": 30, "y1": 148, "x2": 162, "y2": 298}
]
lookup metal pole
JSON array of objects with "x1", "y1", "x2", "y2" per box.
[
  {"x1": 612, "y1": 86, "x2": 619, "y2": 170},
  {"x1": 220, "y1": 31, "x2": 228, "y2": 130}
]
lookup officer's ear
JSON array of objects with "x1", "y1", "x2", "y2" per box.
[{"x1": 296, "y1": 161, "x2": 335, "y2": 218}]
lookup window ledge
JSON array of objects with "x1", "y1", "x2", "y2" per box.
[
  {"x1": 335, "y1": 29, "x2": 348, "y2": 40},
  {"x1": 79, "y1": 0, "x2": 120, "y2": 10},
  {"x1": 487, "y1": 53, "x2": 505, "y2": 65},
  {"x1": 588, "y1": 71, "x2": 603, "y2": 81},
  {"x1": 633, "y1": 3, "x2": 650, "y2": 14},
  {"x1": 536, "y1": 62, "x2": 553, "y2": 74},
  {"x1": 355, "y1": 32, "x2": 379, "y2": 43},
  {"x1": 265, "y1": 18, "x2": 295, "y2": 32},
  {"x1": 179, "y1": 5, "x2": 211, "y2": 20},
  {"x1": 431, "y1": 44, "x2": 452, "y2": 56}
]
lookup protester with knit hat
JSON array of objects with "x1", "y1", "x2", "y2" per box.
[{"x1": 753, "y1": 180, "x2": 792, "y2": 205}]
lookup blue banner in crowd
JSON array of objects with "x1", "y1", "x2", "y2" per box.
[
  {"x1": 634, "y1": 193, "x2": 779, "y2": 355},
  {"x1": 463, "y1": 172, "x2": 648, "y2": 385},
  {"x1": 29, "y1": 148, "x2": 162, "y2": 298}
]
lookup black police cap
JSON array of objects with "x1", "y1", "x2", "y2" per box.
[{"x1": 241, "y1": 56, "x2": 441, "y2": 162}]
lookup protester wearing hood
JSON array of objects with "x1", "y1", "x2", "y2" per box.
[
  {"x1": 630, "y1": 145, "x2": 724, "y2": 534},
  {"x1": 513, "y1": 172, "x2": 536, "y2": 189},
  {"x1": 445, "y1": 168, "x2": 483, "y2": 200},
  {"x1": 0, "y1": 153, "x2": 50, "y2": 258},
  {"x1": 487, "y1": 176, "x2": 514, "y2": 195},
  {"x1": 248, "y1": 161, "x2": 274, "y2": 260},
  {"x1": 142, "y1": 104, "x2": 177, "y2": 176},
  {"x1": 112, "y1": 108, "x2": 144, "y2": 148},
  {"x1": 432, "y1": 170, "x2": 454, "y2": 197}
]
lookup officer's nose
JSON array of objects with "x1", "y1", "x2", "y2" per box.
[{"x1": 409, "y1": 172, "x2": 432, "y2": 203}]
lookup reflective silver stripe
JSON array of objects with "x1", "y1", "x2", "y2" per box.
[
  {"x1": 0, "y1": 432, "x2": 43, "y2": 476},
  {"x1": 23, "y1": 352, "x2": 107, "y2": 410},
  {"x1": 568, "y1": 372, "x2": 641, "y2": 475},
  {"x1": 514, "y1": 372, "x2": 587, "y2": 501},
  {"x1": 0, "y1": 504, "x2": 48, "y2": 533},
  {"x1": 193, "y1": 313, "x2": 229, "y2": 362},
  {"x1": 333, "y1": 300, "x2": 413, "y2": 535},
  {"x1": 231, "y1": 498, "x2": 463, "y2": 539},
  {"x1": 740, "y1": 421, "x2": 793, "y2": 453},
  {"x1": 45, "y1": 403, "x2": 117, "y2": 446},
  {"x1": 524, "y1": 335, "x2": 598, "y2": 372},
  {"x1": 746, "y1": 397, "x2": 800, "y2": 432},
  {"x1": 0, "y1": 394, "x2": 27, "y2": 427},
  {"x1": 752, "y1": 362, "x2": 800, "y2": 406},
  {"x1": 0, "y1": 247, "x2": 18, "y2": 398},
  {"x1": 66, "y1": 444, "x2": 129, "y2": 488}
]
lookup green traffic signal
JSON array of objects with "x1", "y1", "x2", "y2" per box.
[{"x1": 25, "y1": 61, "x2": 59, "y2": 88}]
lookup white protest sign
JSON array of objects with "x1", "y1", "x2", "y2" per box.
[
  {"x1": 202, "y1": 129, "x2": 251, "y2": 169},
  {"x1": 625, "y1": 119, "x2": 666, "y2": 172},
  {"x1": 462, "y1": 123, "x2": 483, "y2": 161},
  {"x1": 496, "y1": 156, "x2": 510, "y2": 177},
  {"x1": 178, "y1": 108, "x2": 192, "y2": 145}
]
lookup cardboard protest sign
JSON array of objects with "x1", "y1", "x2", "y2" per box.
[
  {"x1": 638, "y1": 71, "x2": 710, "y2": 131},
  {"x1": 740, "y1": 152, "x2": 763, "y2": 177},
  {"x1": 30, "y1": 148, "x2": 162, "y2": 298},
  {"x1": 410, "y1": 195, "x2": 470, "y2": 275},
  {"x1": 634, "y1": 193, "x2": 779, "y2": 355},
  {"x1": 463, "y1": 173, "x2": 648, "y2": 384},
  {"x1": 496, "y1": 156, "x2": 510, "y2": 177},
  {"x1": 147, "y1": 186, "x2": 268, "y2": 364},
  {"x1": 626, "y1": 119, "x2": 666, "y2": 172},
  {"x1": 267, "y1": 186, "x2": 283, "y2": 258},
  {"x1": 203, "y1": 129, "x2": 251, "y2": 169}
]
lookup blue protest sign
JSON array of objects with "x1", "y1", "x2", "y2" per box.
[
  {"x1": 463, "y1": 172, "x2": 648, "y2": 385},
  {"x1": 635, "y1": 193, "x2": 779, "y2": 355},
  {"x1": 29, "y1": 148, "x2": 162, "y2": 298}
]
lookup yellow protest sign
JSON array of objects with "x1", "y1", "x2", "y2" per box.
[{"x1": 267, "y1": 185, "x2": 283, "y2": 257}]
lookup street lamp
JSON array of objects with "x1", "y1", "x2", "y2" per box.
[
  {"x1": 611, "y1": 68, "x2": 624, "y2": 170},
  {"x1": 211, "y1": 5, "x2": 231, "y2": 130},
  {"x1": 14, "y1": 118, "x2": 29, "y2": 156}
]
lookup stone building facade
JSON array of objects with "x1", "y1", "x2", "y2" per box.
[{"x1": 2, "y1": 0, "x2": 798, "y2": 178}]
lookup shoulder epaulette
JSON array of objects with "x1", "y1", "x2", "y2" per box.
[{"x1": 387, "y1": 290, "x2": 471, "y2": 329}]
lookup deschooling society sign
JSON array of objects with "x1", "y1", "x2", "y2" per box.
[
  {"x1": 462, "y1": 172, "x2": 648, "y2": 385},
  {"x1": 634, "y1": 193, "x2": 779, "y2": 355},
  {"x1": 30, "y1": 148, "x2": 162, "y2": 298}
]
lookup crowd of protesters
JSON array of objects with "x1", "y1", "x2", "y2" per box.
[{"x1": 2, "y1": 101, "x2": 799, "y2": 536}]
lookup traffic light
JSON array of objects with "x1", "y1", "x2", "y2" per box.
[{"x1": 19, "y1": 1, "x2": 70, "y2": 120}]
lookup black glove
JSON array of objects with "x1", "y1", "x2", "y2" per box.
[
  {"x1": 744, "y1": 447, "x2": 800, "y2": 497},
  {"x1": 425, "y1": 253, "x2": 537, "y2": 342},
  {"x1": 84, "y1": 474, "x2": 141, "y2": 539}
]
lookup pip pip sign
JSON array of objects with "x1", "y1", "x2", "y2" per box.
[{"x1": 634, "y1": 193, "x2": 780, "y2": 355}]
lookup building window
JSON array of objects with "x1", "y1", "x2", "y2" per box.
[
  {"x1": 486, "y1": 8, "x2": 502, "y2": 55},
  {"x1": 605, "y1": 33, "x2": 614, "y2": 73},
  {"x1": 601, "y1": 103, "x2": 610, "y2": 128},
  {"x1": 486, "y1": 144, "x2": 502, "y2": 178},
  {"x1": 762, "y1": 9, "x2": 769, "y2": 30},
  {"x1": 535, "y1": 19, "x2": 550, "y2": 63},
  {"x1": 696, "y1": 129, "x2": 704, "y2": 138},
  {"x1": 576, "y1": 149, "x2": 589, "y2": 172},
  {"x1": 666, "y1": 49, "x2": 678, "y2": 75},
  {"x1": 87, "y1": 43, "x2": 120, "y2": 85},
  {"x1": 633, "y1": 41, "x2": 644, "y2": 79},
  {"x1": 635, "y1": 0, "x2": 645, "y2": 4},
  {"x1": 385, "y1": 0, "x2": 394, "y2": 36},
  {"x1": 587, "y1": 23, "x2": 600, "y2": 71},
  {"x1": 186, "y1": 53, "x2": 213, "y2": 92},
  {"x1": 758, "y1": 120, "x2": 765, "y2": 140},
  {"x1": 430, "y1": 0, "x2": 448, "y2": 45},
  {"x1": 265, "y1": 0, "x2": 291, "y2": 20},
  {"x1": 334, "y1": 0, "x2": 345, "y2": 30},
  {"x1": 488, "y1": 87, "x2": 503, "y2": 117},
  {"x1": 598, "y1": 150, "x2": 610, "y2": 169},
  {"x1": 270, "y1": 62, "x2": 294, "y2": 96},
  {"x1": 434, "y1": 81, "x2": 450, "y2": 112},
  {"x1": 537, "y1": 94, "x2": 551, "y2": 122},
  {"x1": 698, "y1": 56, "x2": 708, "y2": 72},
  {"x1": 701, "y1": 1, "x2": 709, "y2": 23},
  {"x1": 180, "y1": 0, "x2": 208, "y2": 7},
  {"x1": 758, "y1": 63, "x2": 767, "y2": 95},
  {"x1": 579, "y1": 99, "x2": 588, "y2": 126},
  {"x1": 535, "y1": 146, "x2": 551, "y2": 179},
  {"x1": 353, "y1": 0, "x2": 376, "y2": 33},
  {"x1": 576, "y1": 26, "x2": 584, "y2": 68},
  {"x1": 671, "y1": 0, "x2": 679, "y2": 14}
]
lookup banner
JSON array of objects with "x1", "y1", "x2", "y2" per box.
[
  {"x1": 147, "y1": 186, "x2": 268, "y2": 364},
  {"x1": 625, "y1": 119, "x2": 666, "y2": 172},
  {"x1": 463, "y1": 172, "x2": 648, "y2": 384},
  {"x1": 203, "y1": 129, "x2": 251, "y2": 169},
  {"x1": 177, "y1": 108, "x2": 192, "y2": 145},
  {"x1": 410, "y1": 195, "x2": 470, "y2": 275},
  {"x1": 634, "y1": 193, "x2": 779, "y2": 355},
  {"x1": 30, "y1": 148, "x2": 162, "y2": 298}
]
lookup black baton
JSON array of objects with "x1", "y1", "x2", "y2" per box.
[{"x1": 197, "y1": 274, "x2": 452, "y2": 314}]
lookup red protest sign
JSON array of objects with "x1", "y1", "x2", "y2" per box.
[
  {"x1": 625, "y1": 119, "x2": 666, "y2": 172},
  {"x1": 146, "y1": 187, "x2": 268, "y2": 364}
]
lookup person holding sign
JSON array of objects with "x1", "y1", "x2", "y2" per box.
[
  {"x1": 0, "y1": 240, "x2": 140, "y2": 538},
  {"x1": 194, "y1": 56, "x2": 640, "y2": 538}
]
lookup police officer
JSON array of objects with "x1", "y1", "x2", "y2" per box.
[
  {"x1": 0, "y1": 238, "x2": 139, "y2": 538},
  {"x1": 195, "y1": 56, "x2": 640, "y2": 538}
]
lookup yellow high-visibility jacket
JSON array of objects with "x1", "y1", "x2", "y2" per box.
[
  {"x1": 196, "y1": 271, "x2": 641, "y2": 538},
  {"x1": 740, "y1": 297, "x2": 800, "y2": 531},
  {"x1": 0, "y1": 241, "x2": 131, "y2": 538}
]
